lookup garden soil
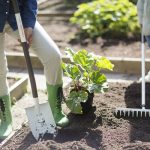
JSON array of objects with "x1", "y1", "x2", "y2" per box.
[
  {"x1": 2, "y1": 82, "x2": 150, "y2": 150},
  {"x1": 4, "y1": 6, "x2": 150, "y2": 150},
  {"x1": 8, "y1": 77, "x2": 18, "y2": 87},
  {"x1": 5, "y1": 20, "x2": 150, "y2": 58}
]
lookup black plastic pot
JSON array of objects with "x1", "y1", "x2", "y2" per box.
[
  {"x1": 81, "y1": 90, "x2": 94, "y2": 114},
  {"x1": 68, "y1": 87, "x2": 94, "y2": 114}
]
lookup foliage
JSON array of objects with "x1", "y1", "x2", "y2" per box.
[
  {"x1": 62, "y1": 48, "x2": 114, "y2": 114},
  {"x1": 70, "y1": 0, "x2": 140, "y2": 39},
  {"x1": 64, "y1": 0, "x2": 92, "y2": 6},
  {"x1": 129, "y1": 0, "x2": 138, "y2": 5}
]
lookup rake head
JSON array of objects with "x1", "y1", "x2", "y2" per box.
[{"x1": 115, "y1": 108, "x2": 150, "y2": 118}]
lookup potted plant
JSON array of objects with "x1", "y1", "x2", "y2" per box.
[{"x1": 62, "y1": 48, "x2": 114, "y2": 114}]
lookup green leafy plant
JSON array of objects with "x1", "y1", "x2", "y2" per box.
[
  {"x1": 62, "y1": 48, "x2": 114, "y2": 114},
  {"x1": 64, "y1": 0, "x2": 92, "y2": 6},
  {"x1": 70, "y1": 0, "x2": 140, "y2": 39},
  {"x1": 129, "y1": 0, "x2": 137, "y2": 5}
]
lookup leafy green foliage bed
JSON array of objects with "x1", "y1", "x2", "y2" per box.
[{"x1": 70, "y1": 0, "x2": 140, "y2": 39}]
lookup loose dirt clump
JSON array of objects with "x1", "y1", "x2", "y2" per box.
[{"x1": 2, "y1": 82, "x2": 150, "y2": 150}]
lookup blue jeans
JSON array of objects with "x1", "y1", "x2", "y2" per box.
[{"x1": 146, "y1": 35, "x2": 150, "y2": 48}]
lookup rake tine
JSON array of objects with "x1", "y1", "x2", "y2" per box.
[
  {"x1": 115, "y1": 107, "x2": 150, "y2": 118},
  {"x1": 115, "y1": 110, "x2": 117, "y2": 116},
  {"x1": 123, "y1": 110, "x2": 126, "y2": 116},
  {"x1": 141, "y1": 111, "x2": 142, "y2": 117},
  {"x1": 136, "y1": 111, "x2": 138, "y2": 117},
  {"x1": 115, "y1": 110, "x2": 118, "y2": 116},
  {"x1": 122, "y1": 110, "x2": 124, "y2": 116},
  {"x1": 120, "y1": 110, "x2": 122, "y2": 116},
  {"x1": 132, "y1": 111, "x2": 134, "y2": 117},
  {"x1": 128, "y1": 111, "x2": 130, "y2": 117}
]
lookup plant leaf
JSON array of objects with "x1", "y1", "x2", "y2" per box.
[
  {"x1": 65, "y1": 47, "x2": 75, "y2": 62},
  {"x1": 90, "y1": 71, "x2": 107, "y2": 84},
  {"x1": 62, "y1": 63, "x2": 81, "y2": 80},
  {"x1": 73, "y1": 49, "x2": 95, "y2": 71},
  {"x1": 66, "y1": 90, "x2": 88, "y2": 114},
  {"x1": 95, "y1": 56, "x2": 114, "y2": 71},
  {"x1": 88, "y1": 82, "x2": 109, "y2": 93}
]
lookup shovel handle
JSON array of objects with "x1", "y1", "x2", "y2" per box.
[{"x1": 11, "y1": 0, "x2": 38, "y2": 98}]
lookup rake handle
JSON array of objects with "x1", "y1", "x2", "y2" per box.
[
  {"x1": 11, "y1": 0, "x2": 38, "y2": 98},
  {"x1": 141, "y1": 31, "x2": 145, "y2": 108}
]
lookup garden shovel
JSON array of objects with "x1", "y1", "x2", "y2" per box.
[{"x1": 11, "y1": 0, "x2": 57, "y2": 140}]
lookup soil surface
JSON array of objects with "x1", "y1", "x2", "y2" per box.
[
  {"x1": 3, "y1": 1, "x2": 150, "y2": 149},
  {"x1": 8, "y1": 77, "x2": 18, "y2": 87},
  {"x1": 2, "y1": 82, "x2": 150, "y2": 150},
  {"x1": 5, "y1": 19, "x2": 150, "y2": 58},
  {"x1": 5, "y1": 0, "x2": 150, "y2": 58}
]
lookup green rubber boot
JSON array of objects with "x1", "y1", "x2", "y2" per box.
[
  {"x1": 47, "y1": 84, "x2": 69, "y2": 127},
  {"x1": 0, "y1": 95, "x2": 12, "y2": 139}
]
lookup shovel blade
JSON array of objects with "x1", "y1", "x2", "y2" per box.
[{"x1": 25, "y1": 101, "x2": 56, "y2": 140}]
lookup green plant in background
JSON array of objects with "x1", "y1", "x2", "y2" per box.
[
  {"x1": 129, "y1": 0, "x2": 138, "y2": 5},
  {"x1": 63, "y1": 0, "x2": 92, "y2": 9},
  {"x1": 64, "y1": 0, "x2": 92, "y2": 6},
  {"x1": 70, "y1": 0, "x2": 140, "y2": 39},
  {"x1": 62, "y1": 48, "x2": 114, "y2": 114}
]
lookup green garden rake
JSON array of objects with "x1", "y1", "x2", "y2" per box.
[{"x1": 115, "y1": 31, "x2": 150, "y2": 118}]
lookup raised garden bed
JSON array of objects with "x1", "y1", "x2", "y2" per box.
[
  {"x1": 2, "y1": 1, "x2": 150, "y2": 149},
  {"x1": 1, "y1": 81, "x2": 150, "y2": 150},
  {"x1": 6, "y1": 53, "x2": 150, "y2": 75},
  {"x1": 5, "y1": 19, "x2": 147, "y2": 58},
  {"x1": 4, "y1": 0, "x2": 149, "y2": 59},
  {"x1": 8, "y1": 77, "x2": 18, "y2": 87},
  {"x1": 8, "y1": 75, "x2": 28, "y2": 102}
]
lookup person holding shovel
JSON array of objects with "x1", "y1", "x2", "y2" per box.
[
  {"x1": 0, "y1": 0, "x2": 69, "y2": 138},
  {"x1": 137, "y1": 0, "x2": 150, "y2": 81}
]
